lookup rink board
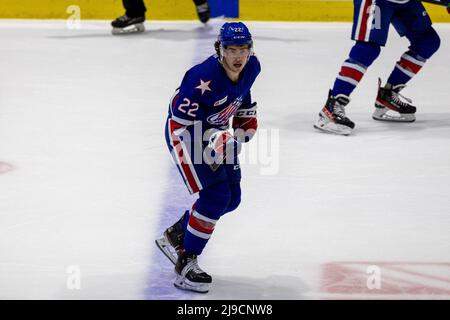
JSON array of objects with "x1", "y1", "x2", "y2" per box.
[{"x1": 0, "y1": 0, "x2": 449, "y2": 22}]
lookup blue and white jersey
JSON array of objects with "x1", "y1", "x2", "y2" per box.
[{"x1": 168, "y1": 54, "x2": 261, "y2": 131}]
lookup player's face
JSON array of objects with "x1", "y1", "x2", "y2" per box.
[{"x1": 222, "y1": 45, "x2": 251, "y2": 73}]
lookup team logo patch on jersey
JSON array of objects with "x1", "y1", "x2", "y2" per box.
[
  {"x1": 213, "y1": 95, "x2": 228, "y2": 107},
  {"x1": 207, "y1": 96, "x2": 243, "y2": 125}
]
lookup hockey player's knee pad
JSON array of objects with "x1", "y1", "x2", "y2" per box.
[
  {"x1": 196, "y1": 182, "x2": 232, "y2": 220},
  {"x1": 223, "y1": 183, "x2": 241, "y2": 214},
  {"x1": 409, "y1": 27, "x2": 441, "y2": 60},
  {"x1": 349, "y1": 41, "x2": 381, "y2": 68}
]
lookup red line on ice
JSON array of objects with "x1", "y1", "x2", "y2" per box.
[{"x1": 0, "y1": 162, "x2": 13, "y2": 174}]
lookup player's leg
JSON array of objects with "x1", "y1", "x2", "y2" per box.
[
  {"x1": 155, "y1": 119, "x2": 209, "y2": 264},
  {"x1": 166, "y1": 163, "x2": 241, "y2": 258},
  {"x1": 159, "y1": 182, "x2": 239, "y2": 266},
  {"x1": 158, "y1": 120, "x2": 235, "y2": 292},
  {"x1": 111, "y1": 0, "x2": 146, "y2": 35},
  {"x1": 315, "y1": 41, "x2": 382, "y2": 135},
  {"x1": 122, "y1": 0, "x2": 147, "y2": 18},
  {"x1": 156, "y1": 118, "x2": 207, "y2": 260},
  {"x1": 222, "y1": 182, "x2": 241, "y2": 214},
  {"x1": 193, "y1": 0, "x2": 211, "y2": 23},
  {"x1": 182, "y1": 182, "x2": 231, "y2": 256},
  {"x1": 173, "y1": 161, "x2": 242, "y2": 293},
  {"x1": 314, "y1": 0, "x2": 392, "y2": 135},
  {"x1": 173, "y1": 181, "x2": 232, "y2": 293},
  {"x1": 220, "y1": 158, "x2": 243, "y2": 214},
  {"x1": 373, "y1": 3, "x2": 440, "y2": 121},
  {"x1": 176, "y1": 170, "x2": 241, "y2": 255},
  {"x1": 172, "y1": 181, "x2": 240, "y2": 293},
  {"x1": 168, "y1": 173, "x2": 241, "y2": 293}
]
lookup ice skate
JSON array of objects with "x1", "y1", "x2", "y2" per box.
[
  {"x1": 314, "y1": 90, "x2": 355, "y2": 136},
  {"x1": 195, "y1": 1, "x2": 211, "y2": 23},
  {"x1": 373, "y1": 78, "x2": 416, "y2": 122},
  {"x1": 174, "y1": 251, "x2": 212, "y2": 293},
  {"x1": 111, "y1": 15, "x2": 145, "y2": 35},
  {"x1": 155, "y1": 211, "x2": 188, "y2": 265}
]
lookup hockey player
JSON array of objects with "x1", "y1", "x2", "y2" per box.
[
  {"x1": 156, "y1": 22, "x2": 261, "y2": 293},
  {"x1": 314, "y1": 0, "x2": 441, "y2": 135},
  {"x1": 111, "y1": 0, "x2": 211, "y2": 34}
]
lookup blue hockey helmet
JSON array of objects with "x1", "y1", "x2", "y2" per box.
[
  {"x1": 218, "y1": 22, "x2": 253, "y2": 48},
  {"x1": 215, "y1": 22, "x2": 253, "y2": 61}
]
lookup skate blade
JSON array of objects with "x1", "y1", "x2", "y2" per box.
[
  {"x1": 314, "y1": 123, "x2": 352, "y2": 136},
  {"x1": 155, "y1": 236, "x2": 178, "y2": 265},
  {"x1": 372, "y1": 108, "x2": 416, "y2": 122},
  {"x1": 174, "y1": 275, "x2": 210, "y2": 294},
  {"x1": 112, "y1": 23, "x2": 145, "y2": 35}
]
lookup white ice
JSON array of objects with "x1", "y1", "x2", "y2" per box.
[{"x1": 0, "y1": 19, "x2": 449, "y2": 300}]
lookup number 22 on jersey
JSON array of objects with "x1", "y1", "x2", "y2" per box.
[{"x1": 178, "y1": 98, "x2": 199, "y2": 117}]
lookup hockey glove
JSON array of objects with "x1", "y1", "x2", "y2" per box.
[
  {"x1": 233, "y1": 102, "x2": 258, "y2": 143},
  {"x1": 204, "y1": 130, "x2": 241, "y2": 171}
]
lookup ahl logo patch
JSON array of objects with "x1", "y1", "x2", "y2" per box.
[{"x1": 213, "y1": 96, "x2": 228, "y2": 107}]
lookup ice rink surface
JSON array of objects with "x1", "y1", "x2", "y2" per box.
[{"x1": 0, "y1": 19, "x2": 449, "y2": 299}]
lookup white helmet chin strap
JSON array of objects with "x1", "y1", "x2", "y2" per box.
[{"x1": 219, "y1": 45, "x2": 225, "y2": 62}]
